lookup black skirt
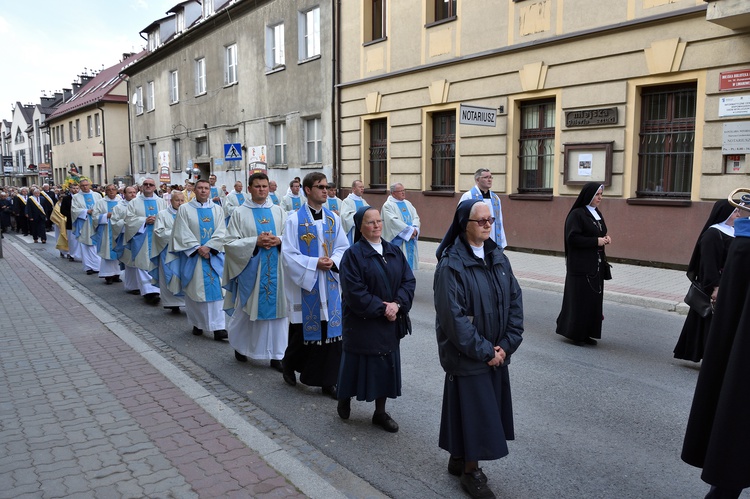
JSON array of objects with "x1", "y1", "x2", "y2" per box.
[
  {"x1": 556, "y1": 270, "x2": 604, "y2": 342},
  {"x1": 439, "y1": 367, "x2": 515, "y2": 462},
  {"x1": 283, "y1": 322, "x2": 342, "y2": 387},
  {"x1": 673, "y1": 309, "x2": 712, "y2": 362},
  {"x1": 337, "y1": 349, "x2": 401, "y2": 401}
]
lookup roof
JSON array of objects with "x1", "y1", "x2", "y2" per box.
[
  {"x1": 16, "y1": 102, "x2": 35, "y2": 125},
  {"x1": 47, "y1": 51, "x2": 147, "y2": 121}
]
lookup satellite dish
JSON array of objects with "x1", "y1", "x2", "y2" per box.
[{"x1": 131, "y1": 93, "x2": 138, "y2": 105}]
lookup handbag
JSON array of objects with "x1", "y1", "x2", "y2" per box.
[{"x1": 684, "y1": 282, "x2": 712, "y2": 318}]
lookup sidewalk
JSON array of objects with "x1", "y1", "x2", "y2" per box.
[
  {"x1": 417, "y1": 240, "x2": 690, "y2": 315},
  {"x1": 0, "y1": 235, "x2": 689, "y2": 498}
]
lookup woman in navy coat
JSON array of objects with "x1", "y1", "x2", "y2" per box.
[{"x1": 336, "y1": 206, "x2": 416, "y2": 433}]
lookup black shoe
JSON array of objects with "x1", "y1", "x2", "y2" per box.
[
  {"x1": 67, "y1": 255, "x2": 75, "y2": 262},
  {"x1": 104, "y1": 276, "x2": 114, "y2": 285},
  {"x1": 192, "y1": 326, "x2": 204, "y2": 336},
  {"x1": 372, "y1": 412, "x2": 399, "y2": 433},
  {"x1": 86, "y1": 269, "x2": 96, "y2": 275},
  {"x1": 112, "y1": 277, "x2": 122, "y2": 283},
  {"x1": 127, "y1": 289, "x2": 141, "y2": 295},
  {"x1": 282, "y1": 367, "x2": 297, "y2": 387},
  {"x1": 583, "y1": 338, "x2": 598, "y2": 345},
  {"x1": 321, "y1": 385, "x2": 337, "y2": 399},
  {"x1": 144, "y1": 293, "x2": 161, "y2": 305},
  {"x1": 460, "y1": 469, "x2": 494, "y2": 499},
  {"x1": 448, "y1": 456, "x2": 464, "y2": 477},
  {"x1": 213, "y1": 329, "x2": 228, "y2": 341},
  {"x1": 165, "y1": 306, "x2": 180, "y2": 314},
  {"x1": 235, "y1": 350, "x2": 248, "y2": 362},
  {"x1": 337, "y1": 398, "x2": 351, "y2": 420},
  {"x1": 269, "y1": 359, "x2": 283, "y2": 372}
]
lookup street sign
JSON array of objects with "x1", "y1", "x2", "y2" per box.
[
  {"x1": 224, "y1": 143, "x2": 242, "y2": 161},
  {"x1": 459, "y1": 104, "x2": 497, "y2": 127}
]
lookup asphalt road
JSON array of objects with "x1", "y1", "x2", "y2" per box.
[{"x1": 29, "y1": 240, "x2": 731, "y2": 499}]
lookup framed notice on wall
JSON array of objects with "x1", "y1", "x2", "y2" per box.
[{"x1": 563, "y1": 142, "x2": 613, "y2": 186}]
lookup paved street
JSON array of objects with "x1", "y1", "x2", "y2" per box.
[{"x1": 1, "y1": 232, "x2": 746, "y2": 498}]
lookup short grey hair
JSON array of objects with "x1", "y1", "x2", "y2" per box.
[
  {"x1": 474, "y1": 168, "x2": 491, "y2": 181},
  {"x1": 390, "y1": 182, "x2": 404, "y2": 192}
]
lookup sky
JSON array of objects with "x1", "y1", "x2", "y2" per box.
[{"x1": 0, "y1": 0, "x2": 177, "y2": 117}]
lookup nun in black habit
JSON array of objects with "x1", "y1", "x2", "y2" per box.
[
  {"x1": 555, "y1": 182, "x2": 612, "y2": 346},
  {"x1": 682, "y1": 215, "x2": 750, "y2": 499},
  {"x1": 673, "y1": 200, "x2": 740, "y2": 362}
]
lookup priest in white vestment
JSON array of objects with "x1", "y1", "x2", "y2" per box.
[
  {"x1": 111, "y1": 186, "x2": 140, "y2": 294},
  {"x1": 458, "y1": 168, "x2": 507, "y2": 248},
  {"x1": 125, "y1": 178, "x2": 168, "y2": 305},
  {"x1": 381, "y1": 182, "x2": 421, "y2": 270},
  {"x1": 325, "y1": 183, "x2": 343, "y2": 215},
  {"x1": 151, "y1": 191, "x2": 186, "y2": 314},
  {"x1": 171, "y1": 179, "x2": 228, "y2": 341},
  {"x1": 223, "y1": 172, "x2": 288, "y2": 370},
  {"x1": 339, "y1": 179, "x2": 367, "y2": 245},
  {"x1": 281, "y1": 179, "x2": 306, "y2": 213},
  {"x1": 281, "y1": 172, "x2": 348, "y2": 398},
  {"x1": 268, "y1": 180, "x2": 281, "y2": 206},
  {"x1": 71, "y1": 178, "x2": 103, "y2": 274},
  {"x1": 92, "y1": 184, "x2": 123, "y2": 284},
  {"x1": 222, "y1": 181, "x2": 245, "y2": 225}
]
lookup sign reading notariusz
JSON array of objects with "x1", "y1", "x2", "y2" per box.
[{"x1": 459, "y1": 104, "x2": 497, "y2": 127}]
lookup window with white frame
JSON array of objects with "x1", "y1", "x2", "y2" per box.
[
  {"x1": 266, "y1": 23, "x2": 285, "y2": 69},
  {"x1": 87, "y1": 116, "x2": 93, "y2": 138},
  {"x1": 172, "y1": 139, "x2": 182, "y2": 171},
  {"x1": 203, "y1": 0, "x2": 214, "y2": 18},
  {"x1": 195, "y1": 58, "x2": 206, "y2": 95},
  {"x1": 149, "y1": 143, "x2": 158, "y2": 173},
  {"x1": 299, "y1": 7, "x2": 320, "y2": 60},
  {"x1": 272, "y1": 123, "x2": 287, "y2": 166},
  {"x1": 195, "y1": 137, "x2": 208, "y2": 157},
  {"x1": 176, "y1": 10, "x2": 185, "y2": 33},
  {"x1": 225, "y1": 44, "x2": 238, "y2": 85},
  {"x1": 147, "y1": 81, "x2": 155, "y2": 111},
  {"x1": 135, "y1": 86, "x2": 144, "y2": 114},
  {"x1": 138, "y1": 145, "x2": 146, "y2": 173},
  {"x1": 148, "y1": 30, "x2": 160, "y2": 51},
  {"x1": 169, "y1": 70, "x2": 179, "y2": 104},
  {"x1": 305, "y1": 117, "x2": 322, "y2": 164},
  {"x1": 366, "y1": 0, "x2": 386, "y2": 42},
  {"x1": 94, "y1": 114, "x2": 101, "y2": 136}
]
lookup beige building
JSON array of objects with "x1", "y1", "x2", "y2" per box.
[
  {"x1": 47, "y1": 52, "x2": 144, "y2": 187},
  {"x1": 121, "y1": 0, "x2": 333, "y2": 192},
  {"x1": 337, "y1": 0, "x2": 750, "y2": 265}
]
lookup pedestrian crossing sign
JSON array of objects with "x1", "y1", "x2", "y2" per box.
[{"x1": 224, "y1": 143, "x2": 242, "y2": 161}]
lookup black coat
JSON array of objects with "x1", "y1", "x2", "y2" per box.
[
  {"x1": 60, "y1": 194, "x2": 73, "y2": 230},
  {"x1": 339, "y1": 238, "x2": 416, "y2": 356},
  {"x1": 434, "y1": 235, "x2": 524, "y2": 376},
  {"x1": 563, "y1": 207, "x2": 608, "y2": 275},
  {"x1": 682, "y1": 222, "x2": 750, "y2": 489}
]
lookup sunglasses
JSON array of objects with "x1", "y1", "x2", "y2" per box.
[{"x1": 468, "y1": 217, "x2": 496, "y2": 227}]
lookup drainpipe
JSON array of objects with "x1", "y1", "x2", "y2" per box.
[
  {"x1": 96, "y1": 103, "x2": 107, "y2": 183},
  {"x1": 332, "y1": 0, "x2": 341, "y2": 192}
]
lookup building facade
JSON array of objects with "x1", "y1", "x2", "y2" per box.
[
  {"x1": 337, "y1": 0, "x2": 750, "y2": 265},
  {"x1": 122, "y1": 0, "x2": 333, "y2": 192},
  {"x1": 47, "y1": 52, "x2": 143, "y2": 187}
]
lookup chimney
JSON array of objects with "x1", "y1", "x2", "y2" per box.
[{"x1": 62, "y1": 88, "x2": 72, "y2": 101}]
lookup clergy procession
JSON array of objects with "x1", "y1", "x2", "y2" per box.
[{"x1": 35, "y1": 171, "x2": 422, "y2": 423}]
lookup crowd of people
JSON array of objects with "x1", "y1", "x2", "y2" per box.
[{"x1": 2, "y1": 171, "x2": 747, "y2": 499}]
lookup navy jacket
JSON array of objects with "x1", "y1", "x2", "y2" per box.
[
  {"x1": 434, "y1": 235, "x2": 523, "y2": 376},
  {"x1": 340, "y1": 238, "x2": 416, "y2": 355}
]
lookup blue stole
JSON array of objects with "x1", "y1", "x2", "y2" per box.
[
  {"x1": 210, "y1": 187, "x2": 221, "y2": 205},
  {"x1": 130, "y1": 199, "x2": 158, "y2": 260},
  {"x1": 392, "y1": 201, "x2": 417, "y2": 269},
  {"x1": 73, "y1": 193, "x2": 96, "y2": 239},
  {"x1": 93, "y1": 200, "x2": 120, "y2": 258},
  {"x1": 224, "y1": 207, "x2": 280, "y2": 319},
  {"x1": 225, "y1": 193, "x2": 245, "y2": 226},
  {"x1": 180, "y1": 207, "x2": 224, "y2": 302},
  {"x1": 736, "y1": 217, "x2": 750, "y2": 238},
  {"x1": 269, "y1": 193, "x2": 280, "y2": 206},
  {"x1": 291, "y1": 196, "x2": 301, "y2": 211},
  {"x1": 297, "y1": 207, "x2": 342, "y2": 343},
  {"x1": 327, "y1": 198, "x2": 339, "y2": 212},
  {"x1": 346, "y1": 198, "x2": 365, "y2": 244},
  {"x1": 150, "y1": 212, "x2": 181, "y2": 293},
  {"x1": 470, "y1": 187, "x2": 502, "y2": 244}
]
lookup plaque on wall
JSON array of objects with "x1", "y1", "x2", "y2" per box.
[
  {"x1": 565, "y1": 107, "x2": 618, "y2": 127},
  {"x1": 563, "y1": 142, "x2": 613, "y2": 186}
]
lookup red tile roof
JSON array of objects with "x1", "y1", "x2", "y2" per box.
[{"x1": 47, "y1": 51, "x2": 147, "y2": 120}]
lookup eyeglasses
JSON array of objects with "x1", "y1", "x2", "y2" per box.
[
  {"x1": 468, "y1": 217, "x2": 495, "y2": 227},
  {"x1": 311, "y1": 185, "x2": 328, "y2": 190},
  {"x1": 363, "y1": 219, "x2": 383, "y2": 226},
  {"x1": 142, "y1": 183, "x2": 155, "y2": 187}
]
